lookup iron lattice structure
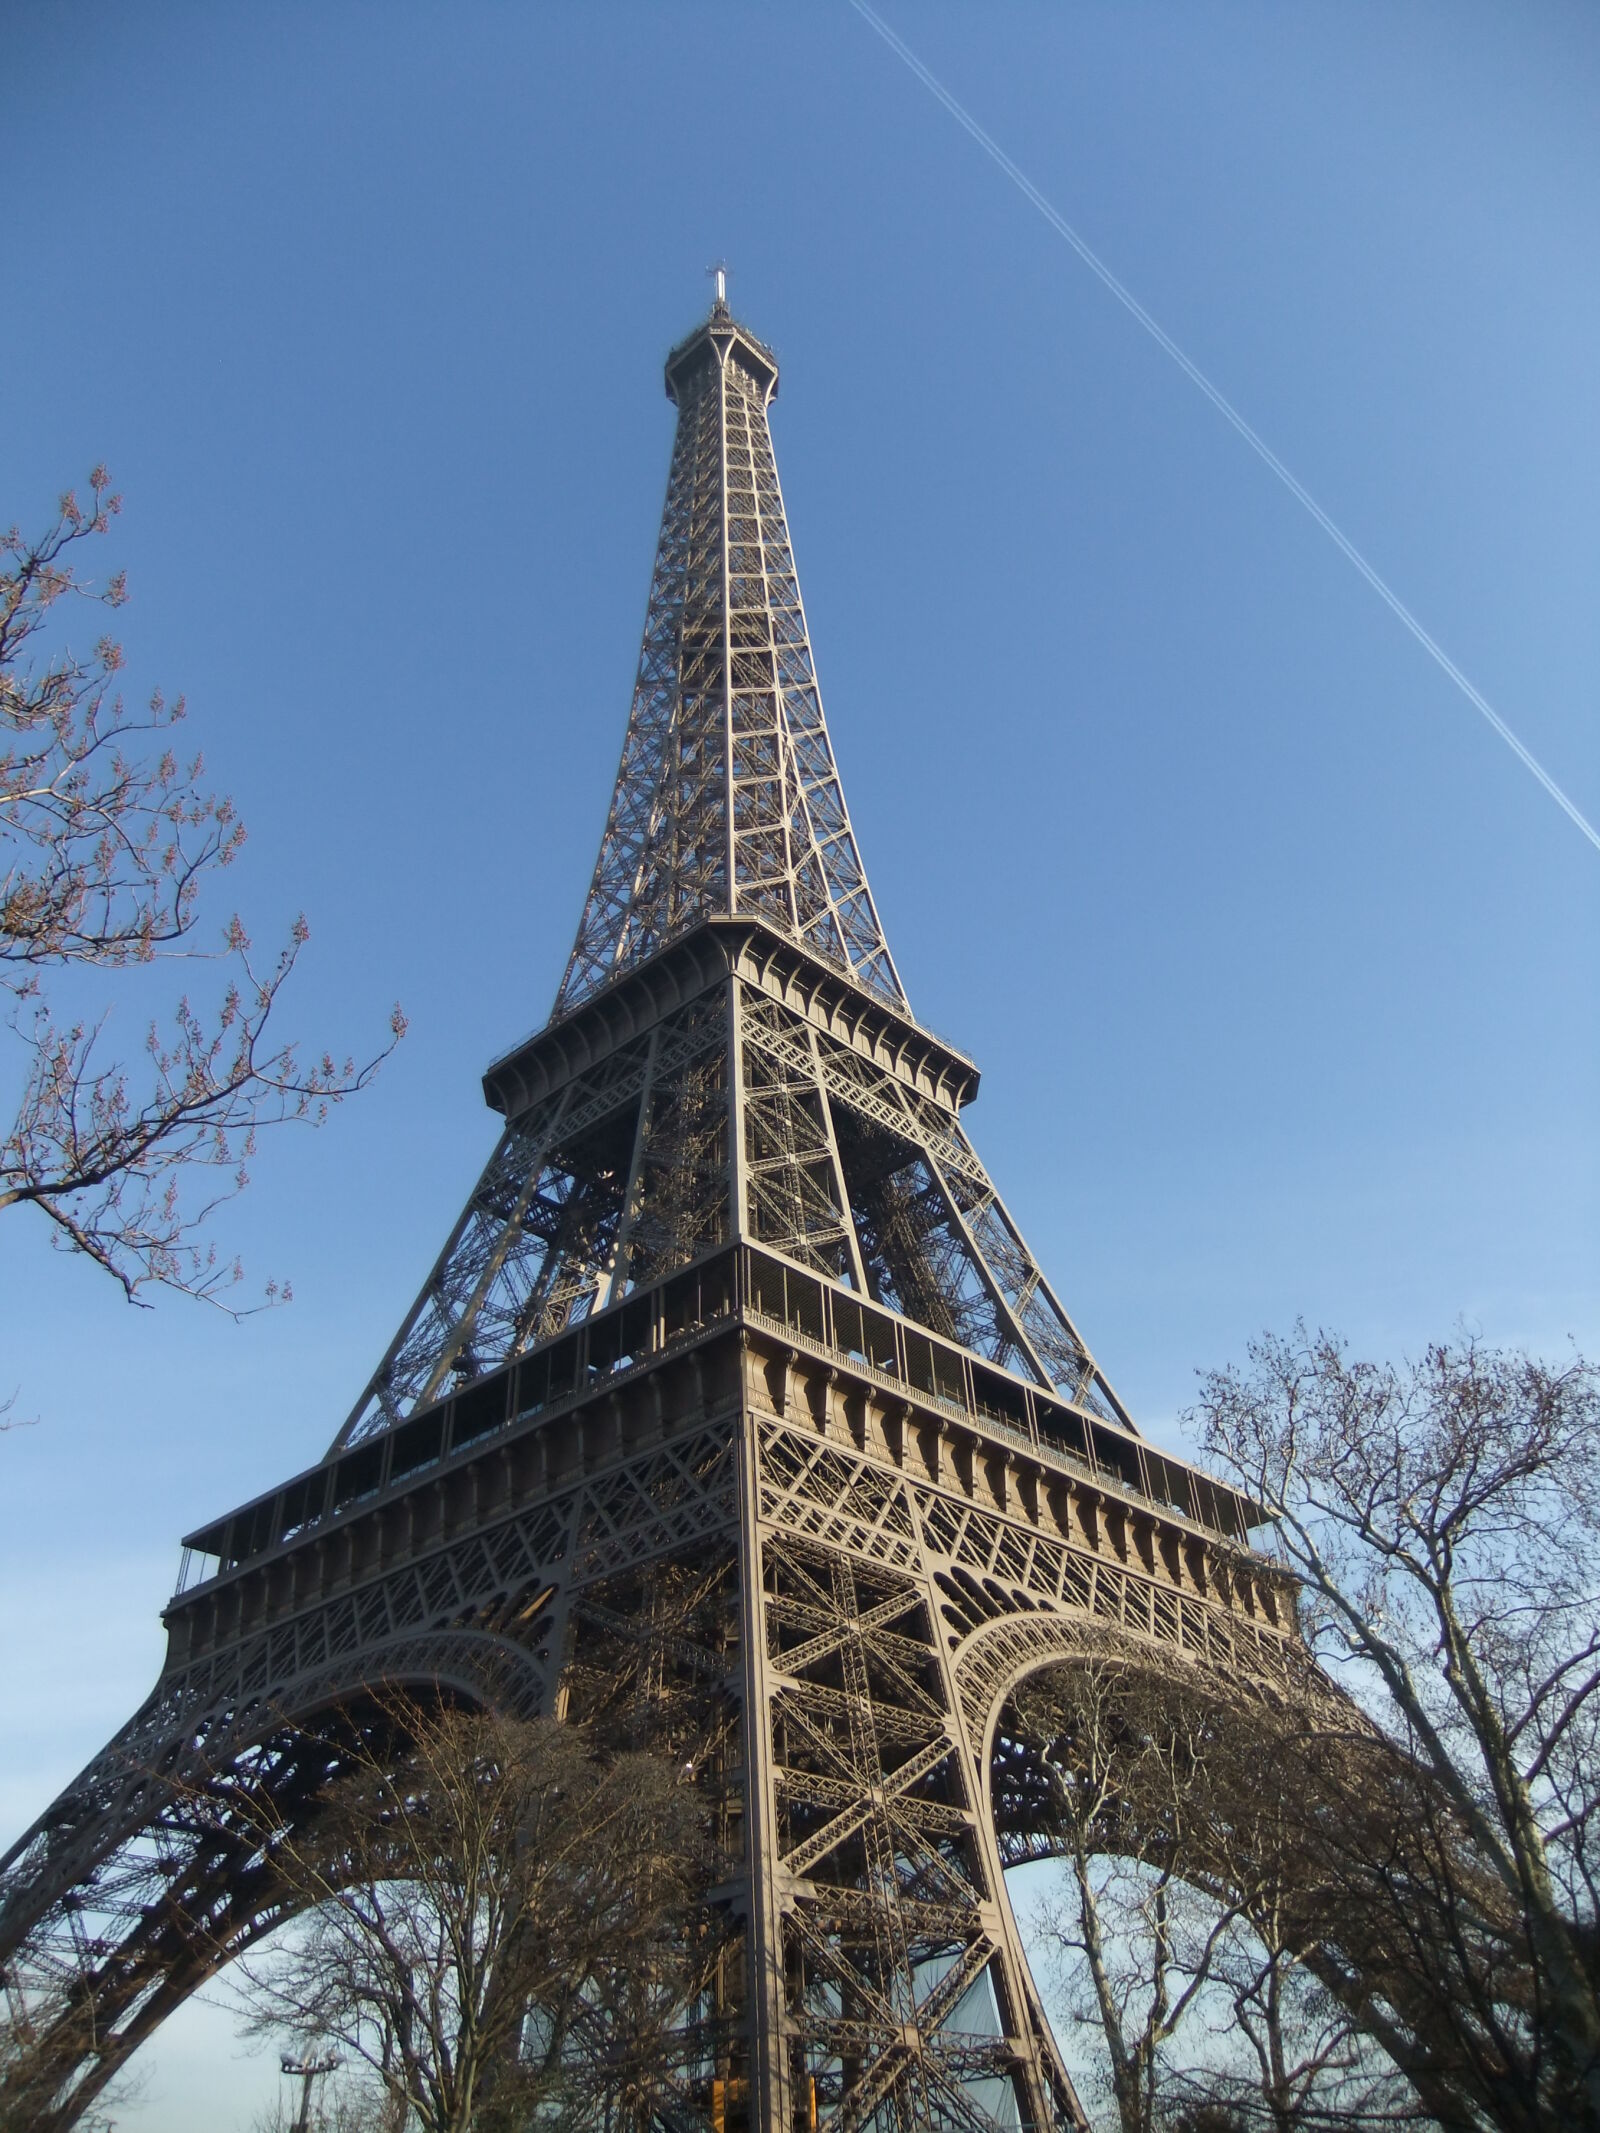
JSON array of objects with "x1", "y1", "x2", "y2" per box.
[{"x1": 0, "y1": 298, "x2": 1300, "y2": 2133}]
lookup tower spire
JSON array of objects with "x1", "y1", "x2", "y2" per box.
[{"x1": 555, "y1": 292, "x2": 906, "y2": 1016}]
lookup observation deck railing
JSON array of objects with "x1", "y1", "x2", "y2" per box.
[{"x1": 174, "y1": 1244, "x2": 1260, "y2": 1599}]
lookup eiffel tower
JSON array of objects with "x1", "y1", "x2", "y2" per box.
[{"x1": 0, "y1": 288, "x2": 1301, "y2": 2132}]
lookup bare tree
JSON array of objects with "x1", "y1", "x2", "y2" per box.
[
  {"x1": 1, "y1": 470, "x2": 402, "y2": 1307},
  {"x1": 0, "y1": 1979, "x2": 135, "y2": 2133},
  {"x1": 248, "y1": 2072, "x2": 407, "y2": 2133},
  {"x1": 1013, "y1": 1656, "x2": 1427, "y2": 2133},
  {"x1": 1015, "y1": 1660, "x2": 1241, "y2": 2133},
  {"x1": 1192, "y1": 1330, "x2": 1600, "y2": 2132},
  {"x1": 1162, "y1": 1862, "x2": 1430, "y2": 2133},
  {"x1": 222, "y1": 1694, "x2": 705, "y2": 2133}
]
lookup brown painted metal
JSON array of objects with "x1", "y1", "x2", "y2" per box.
[{"x1": 0, "y1": 298, "x2": 1297, "y2": 2132}]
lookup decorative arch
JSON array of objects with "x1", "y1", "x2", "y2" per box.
[
  {"x1": 953, "y1": 1605, "x2": 1293, "y2": 1797},
  {"x1": 0, "y1": 1623, "x2": 553, "y2": 2133},
  {"x1": 952, "y1": 1608, "x2": 1484, "y2": 2133}
]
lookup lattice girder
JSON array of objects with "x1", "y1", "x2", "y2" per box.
[
  {"x1": 0, "y1": 300, "x2": 1306, "y2": 2131},
  {"x1": 334, "y1": 950, "x2": 1133, "y2": 1457},
  {"x1": 556, "y1": 300, "x2": 905, "y2": 1017},
  {"x1": 1, "y1": 1296, "x2": 1299, "y2": 2129}
]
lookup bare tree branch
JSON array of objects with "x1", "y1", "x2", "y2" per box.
[
  {"x1": 1, "y1": 472, "x2": 402, "y2": 1307},
  {"x1": 1191, "y1": 1329, "x2": 1600, "y2": 2132},
  {"x1": 206, "y1": 1693, "x2": 706, "y2": 2133},
  {"x1": 1013, "y1": 1656, "x2": 1435, "y2": 2133}
]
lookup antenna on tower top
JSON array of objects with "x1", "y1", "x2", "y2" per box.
[{"x1": 707, "y1": 260, "x2": 728, "y2": 310}]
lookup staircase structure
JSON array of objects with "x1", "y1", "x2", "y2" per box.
[{"x1": 0, "y1": 292, "x2": 1299, "y2": 2132}]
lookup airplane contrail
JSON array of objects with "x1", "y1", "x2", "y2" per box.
[{"x1": 848, "y1": 0, "x2": 1600, "y2": 855}]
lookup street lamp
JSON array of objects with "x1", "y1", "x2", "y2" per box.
[{"x1": 280, "y1": 2052, "x2": 341, "y2": 2133}]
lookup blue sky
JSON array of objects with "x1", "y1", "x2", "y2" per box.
[{"x1": 3, "y1": 5, "x2": 1596, "y2": 2123}]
